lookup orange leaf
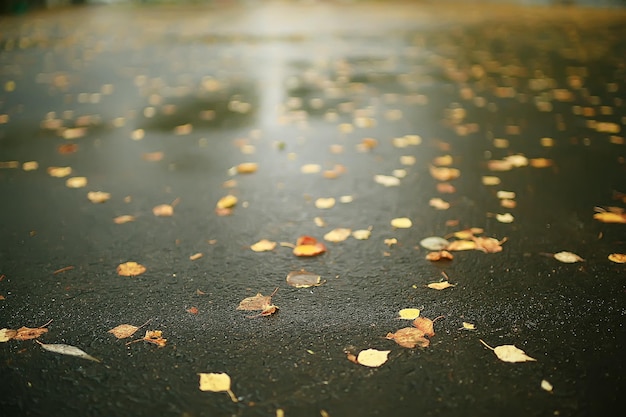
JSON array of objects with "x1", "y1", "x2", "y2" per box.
[
  {"x1": 386, "y1": 327, "x2": 429, "y2": 348},
  {"x1": 142, "y1": 330, "x2": 167, "y2": 347},
  {"x1": 412, "y1": 317, "x2": 435, "y2": 337}
]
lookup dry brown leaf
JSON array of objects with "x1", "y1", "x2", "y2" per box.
[
  {"x1": 108, "y1": 320, "x2": 153, "y2": 339},
  {"x1": 472, "y1": 236, "x2": 507, "y2": 253},
  {"x1": 286, "y1": 270, "x2": 325, "y2": 288},
  {"x1": 237, "y1": 288, "x2": 278, "y2": 311},
  {"x1": 142, "y1": 330, "x2": 167, "y2": 347},
  {"x1": 412, "y1": 317, "x2": 435, "y2": 337},
  {"x1": 116, "y1": 261, "x2": 146, "y2": 277},
  {"x1": 250, "y1": 239, "x2": 277, "y2": 252},
  {"x1": 425, "y1": 251, "x2": 454, "y2": 261},
  {"x1": 386, "y1": 327, "x2": 429, "y2": 348}
]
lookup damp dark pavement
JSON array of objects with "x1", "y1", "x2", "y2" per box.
[{"x1": 1, "y1": 1, "x2": 625, "y2": 416}]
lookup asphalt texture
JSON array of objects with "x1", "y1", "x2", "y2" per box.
[{"x1": 1, "y1": 1, "x2": 625, "y2": 417}]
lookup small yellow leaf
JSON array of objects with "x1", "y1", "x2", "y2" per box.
[
  {"x1": 153, "y1": 204, "x2": 174, "y2": 216},
  {"x1": 496, "y1": 213, "x2": 514, "y2": 223},
  {"x1": 250, "y1": 239, "x2": 277, "y2": 252},
  {"x1": 189, "y1": 253, "x2": 203, "y2": 261},
  {"x1": 65, "y1": 177, "x2": 87, "y2": 188},
  {"x1": 301, "y1": 163, "x2": 321, "y2": 174},
  {"x1": 315, "y1": 197, "x2": 336, "y2": 209},
  {"x1": 391, "y1": 217, "x2": 412, "y2": 228},
  {"x1": 87, "y1": 191, "x2": 111, "y2": 203},
  {"x1": 356, "y1": 348, "x2": 390, "y2": 367},
  {"x1": 48, "y1": 166, "x2": 72, "y2": 177},
  {"x1": 352, "y1": 229, "x2": 372, "y2": 240},
  {"x1": 216, "y1": 195, "x2": 238, "y2": 209},
  {"x1": 324, "y1": 228, "x2": 351, "y2": 242},
  {"x1": 0, "y1": 328, "x2": 17, "y2": 342},
  {"x1": 398, "y1": 308, "x2": 420, "y2": 320},
  {"x1": 236, "y1": 162, "x2": 258, "y2": 174},
  {"x1": 108, "y1": 324, "x2": 140, "y2": 339},
  {"x1": 116, "y1": 261, "x2": 146, "y2": 277},
  {"x1": 374, "y1": 175, "x2": 400, "y2": 187},
  {"x1": 461, "y1": 322, "x2": 475, "y2": 330},
  {"x1": 541, "y1": 379, "x2": 553, "y2": 392},
  {"x1": 593, "y1": 212, "x2": 626, "y2": 223},
  {"x1": 384, "y1": 238, "x2": 398, "y2": 247},
  {"x1": 113, "y1": 215, "x2": 135, "y2": 224},
  {"x1": 198, "y1": 372, "x2": 238, "y2": 402},
  {"x1": 608, "y1": 253, "x2": 626, "y2": 263}
]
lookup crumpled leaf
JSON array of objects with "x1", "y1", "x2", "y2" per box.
[
  {"x1": 14, "y1": 325, "x2": 50, "y2": 341},
  {"x1": 108, "y1": 320, "x2": 150, "y2": 339},
  {"x1": 425, "y1": 250, "x2": 453, "y2": 261},
  {"x1": 386, "y1": 327, "x2": 429, "y2": 348},
  {"x1": 36, "y1": 340, "x2": 100, "y2": 362},
  {"x1": 553, "y1": 251, "x2": 584, "y2": 263},
  {"x1": 324, "y1": 228, "x2": 351, "y2": 242},
  {"x1": 237, "y1": 288, "x2": 279, "y2": 317},
  {"x1": 412, "y1": 317, "x2": 435, "y2": 337},
  {"x1": 355, "y1": 348, "x2": 390, "y2": 367},
  {"x1": 142, "y1": 330, "x2": 167, "y2": 347},
  {"x1": 198, "y1": 372, "x2": 238, "y2": 402},
  {"x1": 286, "y1": 270, "x2": 325, "y2": 288},
  {"x1": 480, "y1": 339, "x2": 536, "y2": 362},
  {"x1": 446, "y1": 240, "x2": 476, "y2": 251},
  {"x1": 116, "y1": 261, "x2": 146, "y2": 277},
  {"x1": 250, "y1": 239, "x2": 277, "y2": 252},
  {"x1": 472, "y1": 236, "x2": 507, "y2": 253}
]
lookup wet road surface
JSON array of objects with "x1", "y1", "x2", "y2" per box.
[{"x1": 1, "y1": 1, "x2": 625, "y2": 416}]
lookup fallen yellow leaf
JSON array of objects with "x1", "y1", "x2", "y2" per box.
[
  {"x1": 398, "y1": 308, "x2": 420, "y2": 320},
  {"x1": 198, "y1": 372, "x2": 238, "y2": 402},
  {"x1": 391, "y1": 217, "x2": 412, "y2": 228},
  {"x1": 356, "y1": 348, "x2": 390, "y2": 367}
]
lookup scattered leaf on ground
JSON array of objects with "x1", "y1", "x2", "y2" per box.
[
  {"x1": 391, "y1": 217, "x2": 412, "y2": 228},
  {"x1": 187, "y1": 307, "x2": 199, "y2": 314},
  {"x1": 554, "y1": 251, "x2": 584, "y2": 263},
  {"x1": 412, "y1": 317, "x2": 435, "y2": 337},
  {"x1": 142, "y1": 330, "x2": 167, "y2": 347},
  {"x1": 48, "y1": 166, "x2": 72, "y2": 177},
  {"x1": 324, "y1": 228, "x2": 351, "y2": 242},
  {"x1": 153, "y1": 204, "x2": 174, "y2": 217},
  {"x1": 374, "y1": 175, "x2": 400, "y2": 187},
  {"x1": 198, "y1": 372, "x2": 238, "y2": 402},
  {"x1": 315, "y1": 197, "x2": 336, "y2": 209},
  {"x1": 420, "y1": 236, "x2": 450, "y2": 251},
  {"x1": 286, "y1": 270, "x2": 325, "y2": 288},
  {"x1": 473, "y1": 236, "x2": 507, "y2": 253},
  {"x1": 427, "y1": 281, "x2": 455, "y2": 290},
  {"x1": 301, "y1": 163, "x2": 321, "y2": 174},
  {"x1": 356, "y1": 348, "x2": 390, "y2": 367},
  {"x1": 450, "y1": 228, "x2": 484, "y2": 239},
  {"x1": 113, "y1": 215, "x2": 135, "y2": 224},
  {"x1": 386, "y1": 327, "x2": 429, "y2": 348},
  {"x1": 461, "y1": 322, "x2": 476, "y2": 330},
  {"x1": 250, "y1": 239, "x2": 277, "y2": 252},
  {"x1": 237, "y1": 288, "x2": 278, "y2": 313},
  {"x1": 14, "y1": 320, "x2": 52, "y2": 340},
  {"x1": 384, "y1": 238, "x2": 398, "y2": 247},
  {"x1": 608, "y1": 253, "x2": 626, "y2": 263},
  {"x1": 66, "y1": 176, "x2": 87, "y2": 188},
  {"x1": 429, "y1": 198, "x2": 450, "y2": 210},
  {"x1": 189, "y1": 253, "x2": 203, "y2": 261},
  {"x1": 398, "y1": 308, "x2": 420, "y2": 320},
  {"x1": 496, "y1": 213, "x2": 514, "y2": 223},
  {"x1": 480, "y1": 339, "x2": 537, "y2": 362},
  {"x1": 425, "y1": 250, "x2": 454, "y2": 261},
  {"x1": 293, "y1": 236, "x2": 326, "y2": 257},
  {"x1": 236, "y1": 162, "x2": 258, "y2": 174},
  {"x1": 0, "y1": 328, "x2": 17, "y2": 342},
  {"x1": 108, "y1": 323, "x2": 146, "y2": 339},
  {"x1": 446, "y1": 240, "x2": 476, "y2": 251},
  {"x1": 429, "y1": 166, "x2": 460, "y2": 181},
  {"x1": 116, "y1": 261, "x2": 146, "y2": 276},
  {"x1": 36, "y1": 340, "x2": 100, "y2": 362},
  {"x1": 216, "y1": 195, "x2": 237, "y2": 209},
  {"x1": 352, "y1": 229, "x2": 372, "y2": 240},
  {"x1": 87, "y1": 191, "x2": 110, "y2": 203},
  {"x1": 541, "y1": 379, "x2": 553, "y2": 392},
  {"x1": 593, "y1": 212, "x2": 626, "y2": 223}
]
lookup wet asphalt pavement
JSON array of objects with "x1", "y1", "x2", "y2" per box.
[{"x1": 1, "y1": 1, "x2": 625, "y2": 417}]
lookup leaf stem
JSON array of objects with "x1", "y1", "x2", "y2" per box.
[{"x1": 479, "y1": 339, "x2": 494, "y2": 350}]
